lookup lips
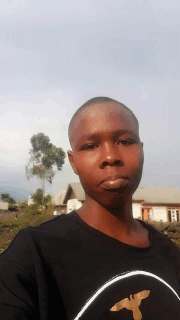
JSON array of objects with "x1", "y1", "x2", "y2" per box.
[{"x1": 99, "y1": 175, "x2": 129, "y2": 190}]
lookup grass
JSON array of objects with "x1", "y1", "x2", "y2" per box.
[{"x1": 0, "y1": 204, "x2": 55, "y2": 253}]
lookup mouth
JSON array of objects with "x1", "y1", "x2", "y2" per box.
[{"x1": 99, "y1": 175, "x2": 129, "y2": 190}]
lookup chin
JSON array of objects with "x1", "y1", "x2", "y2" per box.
[{"x1": 96, "y1": 192, "x2": 133, "y2": 210}]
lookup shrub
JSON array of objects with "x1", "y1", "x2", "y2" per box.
[
  {"x1": 19, "y1": 201, "x2": 28, "y2": 209},
  {"x1": 26, "y1": 204, "x2": 41, "y2": 215},
  {"x1": 8, "y1": 204, "x2": 18, "y2": 211},
  {"x1": 44, "y1": 194, "x2": 52, "y2": 205},
  {"x1": 167, "y1": 231, "x2": 180, "y2": 239},
  {"x1": 31, "y1": 189, "x2": 43, "y2": 205}
]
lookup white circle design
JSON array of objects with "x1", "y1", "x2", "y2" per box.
[{"x1": 73, "y1": 270, "x2": 180, "y2": 320}]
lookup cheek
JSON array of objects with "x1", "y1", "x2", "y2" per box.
[
  {"x1": 126, "y1": 148, "x2": 144, "y2": 171},
  {"x1": 74, "y1": 154, "x2": 97, "y2": 176},
  {"x1": 78, "y1": 154, "x2": 98, "y2": 168}
]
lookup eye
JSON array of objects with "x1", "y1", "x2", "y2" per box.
[
  {"x1": 81, "y1": 144, "x2": 98, "y2": 150},
  {"x1": 117, "y1": 139, "x2": 135, "y2": 146}
]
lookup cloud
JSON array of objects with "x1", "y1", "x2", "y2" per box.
[
  {"x1": 0, "y1": 0, "x2": 180, "y2": 192},
  {"x1": 0, "y1": 99, "x2": 71, "y2": 168},
  {"x1": 1, "y1": 0, "x2": 180, "y2": 95}
]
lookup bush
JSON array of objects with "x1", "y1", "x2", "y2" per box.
[
  {"x1": 26, "y1": 204, "x2": 41, "y2": 215},
  {"x1": 31, "y1": 189, "x2": 43, "y2": 205},
  {"x1": 8, "y1": 204, "x2": 18, "y2": 211},
  {"x1": 19, "y1": 201, "x2": 28, "y2": 209},
  {"x1": 147, "y1": 220, "x2": 180, "y2": 248},
  {"x1": 44, "y1": 194, "x2": 52, "y2": 205},
  {"x1": 167, "y1": 231, "x2": 180, "y2": 239}
]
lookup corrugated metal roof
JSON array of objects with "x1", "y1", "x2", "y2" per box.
[
  {"x1": 133, "y1": 188, "x2": 180, "y2": 204},
  {"x1": 69, "y1": 182, "x2": 85, "y2": 201},
  {"x1": 65, "y1": 183, "x2": 180, "y2": 204}
]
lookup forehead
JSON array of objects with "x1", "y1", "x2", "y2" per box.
[{"x1": 70, "y1": 103, "x2": 138, "y2": 147}]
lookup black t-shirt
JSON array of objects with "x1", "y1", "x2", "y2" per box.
[{"x1": 0, "y1": 211, "x2": 180, "y2": 319}]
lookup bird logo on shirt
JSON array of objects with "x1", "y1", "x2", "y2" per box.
[{"x1": 110, "y1": 290, "x2": 150, "y2": 320}]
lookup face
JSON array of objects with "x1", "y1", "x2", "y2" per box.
[{"x1": 68, "y1": 102, "x2": 144, "y2": 208}]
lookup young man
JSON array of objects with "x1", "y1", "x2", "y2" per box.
[{"x1": 0, "y1": 97, "x2": 180, "y2": 319}]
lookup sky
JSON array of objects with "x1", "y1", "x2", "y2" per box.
[{"x1": 0, "y1": 0, "x2": 180, "y2": 199}]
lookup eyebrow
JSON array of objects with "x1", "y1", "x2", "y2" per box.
[{"x1": 76, "y1": 129, "x2": 138, "y2": 146}]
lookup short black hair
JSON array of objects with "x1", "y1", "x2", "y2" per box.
[{"x1": 68, "y1": 96, "x2": 139, "y2": 145}]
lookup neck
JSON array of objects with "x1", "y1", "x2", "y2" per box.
[{"x1": 76, "y1": 195, "x2": 138, "y2": 240}]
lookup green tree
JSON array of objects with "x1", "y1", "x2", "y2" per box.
[
  {"x1": 26, "y1": 133, "x2": 66, "y2": 202},
  {"x1": 1, "y1": 193, "x2": 16, "y2": 204},
  {"x1": 31, "y1": 188, "x2": 44, "y2": 205},
  {"x1": 44, "y1": 194, "x2": 52, "y2": 206},
  {"x1": 31, "y1": 189, "x2": 52, "y2": 206}
]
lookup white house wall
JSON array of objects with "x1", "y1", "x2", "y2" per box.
[
  {"x1": 52, "y1": 190, "x2": 66, "y2": 206},
  {"x1": 28, "y1": 195, "x2": 34, "y2": 206},
  {"x1": 132, "y1": 203, "x2": 141, "y2": 219},
  {"x1": 65, "y1": 195, "x2": 169, "y2": 223},
  {"x1": 153, "y1": 206, "x2": 167, "y2": 222},
  {"x1": 0, "y1": 202, "x2": 8, "y2": 210},
  {"x1": 67, "y1": 199, "x2": 82, "y2": 213}
]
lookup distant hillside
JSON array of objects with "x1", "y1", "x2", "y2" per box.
[{"x1": 0, "y1": 186, "x2": 32, "y2": 202}]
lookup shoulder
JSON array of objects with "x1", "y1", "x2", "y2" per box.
[
  {"x1": 28, "y1": 211, "x2": 81, "y2": 241},
  {"x1": 0, "y1": 211, "x2": 80, "y2": 273}
]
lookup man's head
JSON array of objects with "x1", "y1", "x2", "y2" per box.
[
  {"x1": 68, "y1": 97, "x2": 143, "y2": 208},
  {"x1": 68, "y1": 97, "x2": 139, "y2": 148}
]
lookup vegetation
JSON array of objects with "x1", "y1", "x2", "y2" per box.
[
  {"x1": 146, "y1": 220, "x2": 180, "y2": 249},
  {"x1": 8, "y1": 204, "x2": 18, "y2": 211},
  {"x1": 25, "y1": 133, "x2": 66, "y2": 203},
  {"x1": 31, "y1": 188, "x2": 52, "y2": 206},
  {"x1": 0, "y1": 133, "x2": 66, "y2": 253},
  {"x1": 0, "y1": 193, "x2": 16, "y2": 204},
  {"x1": 19, "y1": 201, "x2": 28, "y2": 209},
  {"x1": 0, "y1": 204, "x2": 55, "y2": 253}
]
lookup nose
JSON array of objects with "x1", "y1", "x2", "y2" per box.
[{"x1": 99, "y1": 143, "x2": 123, "y2": 169}]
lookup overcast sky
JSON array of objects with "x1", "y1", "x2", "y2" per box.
[{"x1": 1, "y1": 0, "x2": 180, "y2": 197}]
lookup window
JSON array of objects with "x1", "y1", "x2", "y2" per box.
[
  {"x1": 168, "y1": 209, "x2": 179, "y2": 222},
  {"x1": 148, "y1": 208, "x2": 152, "y2": 220},
  {"x1": 176, "y1": 210, "x2": 179, "y2": 222},
  {"x1": 168, "y1": 210, "x2": 171, "y2": 222},
  {"x1": 141, "y1": 207, "x2": 152, "y2": 220}
]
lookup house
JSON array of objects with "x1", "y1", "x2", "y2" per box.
[
  {"x1": 52, "y1": 190, "x2": 66, "y2": 215},
  {"x1": 62, "y1": 183, "x2": 180, "y2": 222},
  {"x1": 132, "y1": 188, "x2": 180, "y2": 222},
  {"x1": 0, "y1": 201, "x2": 8, "y2": 210},
  {"x1": 63, "y1": 182, "x2": 85, "y2": 213},
  {"x1": 28, "y1": 195, "x2": 34, "y2": 206},
  {"x1": 52, "y1": 190, "x2": 66, "y2": 206}
]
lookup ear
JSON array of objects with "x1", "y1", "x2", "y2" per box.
[{"x1": 67, "y1": 150, "x2": 78, "y2": 175}]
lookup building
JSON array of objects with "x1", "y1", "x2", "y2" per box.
[
  {"x1": 52, "y1": 190, "x2": 66, "y2": 206},
  {"x1": 132, "y1": 188, "x2": 180, "y2": 222},
  {"x1": 62, "y1": 183, "x2": 180, "y2": 222},
  {"x1": 0, "y1": 201, "x2": 8, "y2": 210},
  {"x1": 28, "y1": 195, "x2": 34, "y2": 206},
  {"x1": 52, "y1": 190, "x2": 66, "y2": 215}
]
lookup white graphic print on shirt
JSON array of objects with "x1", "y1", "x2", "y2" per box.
[{"x1": 73, "y1": 270, "x2": 180, "y2": 320}]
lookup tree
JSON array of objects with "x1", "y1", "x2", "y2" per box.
[
  {"x1": 1, "y1": 193, "x2": 16, "y2": 204},
  {"x1": 31, "y1": 188, "x2": 44, "y2": 205},
  {"x1": 44, "y1": 194, "x2": 52, "y2": 206},
  {"x1": 31, "y1": 189, "x2": 52, "y2": 206},
  {"x1": 26, "y1": 133, "x2": 66, "y2": 199}
]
